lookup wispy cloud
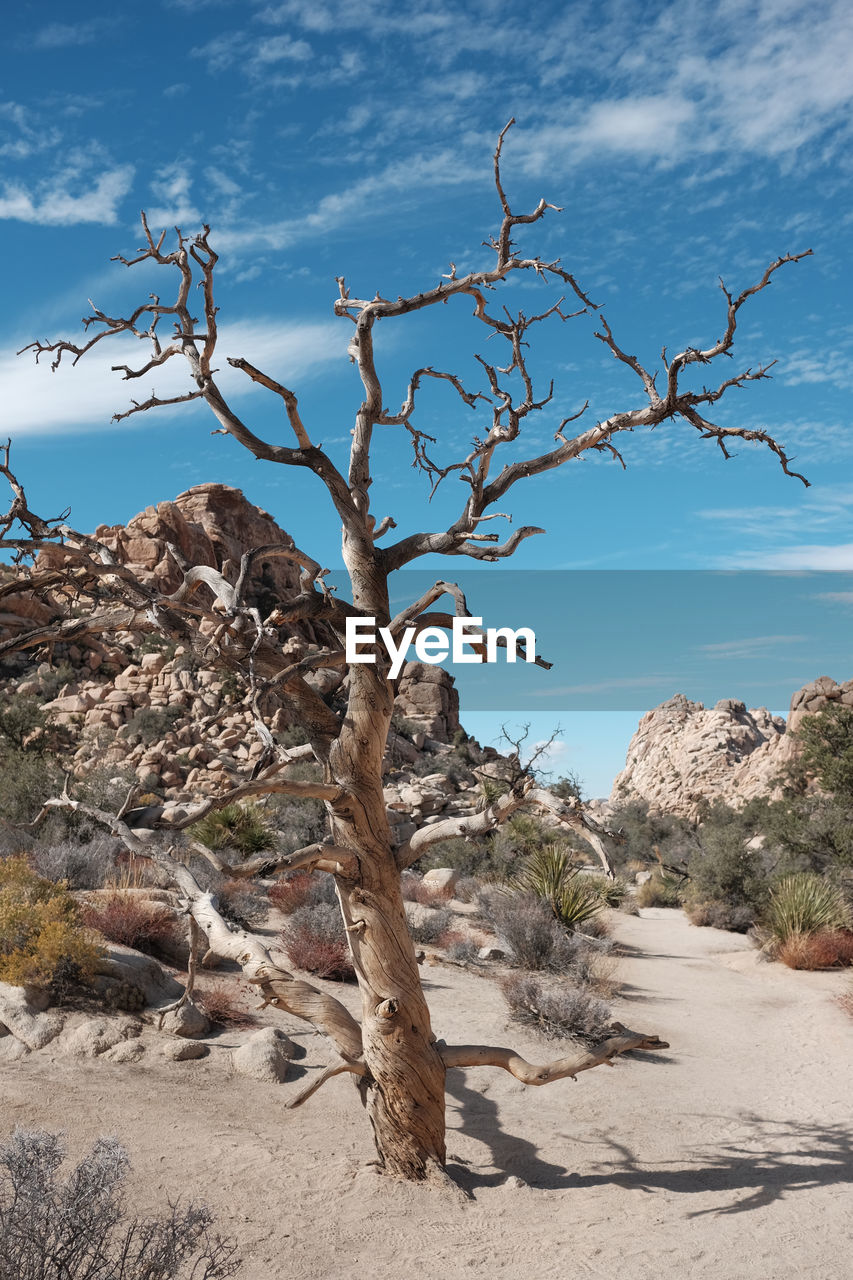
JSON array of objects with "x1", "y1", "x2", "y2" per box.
[
  {"x1": 1, "y1": 318, "x2": 343, "y2": 436},
  {"x1": 727, "y1": 543, "x2": 853, "y2": 569},
  {"x1": 0, "y1": 164, "x2": 134, "y2": 225},
  {"x1": 697, "y1": 634, "x2": 806, "y2": 659},
  {"x1": 30, "y1": 21, "x2": 102, "y2": 49}
]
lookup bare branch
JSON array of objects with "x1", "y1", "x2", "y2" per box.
[{"x1": 440, "y1": 1022, "x2": 669, "y2": 1084}]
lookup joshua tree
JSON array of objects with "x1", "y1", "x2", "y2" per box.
[{"x1": 0, "y1": 121, "x2": 809, "y2": 1181}]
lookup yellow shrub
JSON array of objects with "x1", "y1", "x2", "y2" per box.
[{"x1": 0, "y1": 856, "x2": 102, "y2": 997}]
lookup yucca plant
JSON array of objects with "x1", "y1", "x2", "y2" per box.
[
  {"x1": 766, "y1": 873, "x2": 851, "y2": 944},
  {"x1": 512, "y1": 846, "x2": 604, "y2": 931},
  {"x1": 189, "y1": 803, "x2": 275, "y2": 856}
]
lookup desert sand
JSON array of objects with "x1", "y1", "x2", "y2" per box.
[{"x1": 2, "y1": 908, "x2": 851, "y2": 1280}]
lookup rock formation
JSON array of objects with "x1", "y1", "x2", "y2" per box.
[{"x1": 611, "y1": 676, "x2": 853, "y2": 819}]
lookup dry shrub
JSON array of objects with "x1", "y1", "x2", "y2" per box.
[
  {"x1": 686, "y1": 901, "x2": 756, "y2": 933},
  {"x1": 407, "y1": 906, "x2": 452, "y2": 945},
  {"x1": 81, "y1": 891, "x2": 178, "y2": 956},
  {"x1": 215, "y1": 879, "x2": 267, "y2": 929},
  {"x1": 280, "y1": 903, "x2": 354, "y2": 981},
  {"x1": 777, "y1": 929, "x2": 853, "y2": 970},
  {"x1": 502, "y1": 973, "x2": 613, "y2": 1044},
  {"x1": 478, "y1": 891, "x2": 577, "y2": 971},
  {"x1": 268, "y1": 871, "x2": 335, "y2": 915},
  {"x1": 635, "y1": 873, "x2": 683, "y2": 908},
  {"x1": 197, "y1": 980, "x2": 256, "y2": 1028},
  {"x1": 446, "y1": 937, "x2": 479, "y2": 963},
  {"x1": 0, "y1": 1128, "x2": 241, "y2": 1279},
  {"x1": 453, "y1": 876, "x2": 482, "y2": 904}
]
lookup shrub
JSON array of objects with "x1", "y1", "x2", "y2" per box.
[
  {"x1": 446, "y1": 937, "x2": 479, "y2": 963},
  {"x1": 407, "y1": 906, "x2": 453, "y2": 945},
  {"x1": 30, "y1": 838, "x2": 115, "y2": 890},
  {"x1": 636, "y1": 872, "x2": 684, "y2": 908},
  {"x1": 766, "y1": 873, "x2": 851, "y2": 944},
  {"x1": 686, "y1": 901, "x2": 756, "y2": 932},
  {"x1": 478, "y1": 891, "x2": 578, "y2": 971},
  {"x1": 81, "y1": 891, "x2": 179, "y2": 956},
  {"x1": 124, "y1": 704, "x2": 183, "y2": 745},
  {"x1": 0, "y1": 748, "x2": 64, "y2": 826},
  {"x1": 685, "y1": 825, "x2": 769, "y2": 917},
  {"x1": 512, "y1": 846, "x2": 605, "y2": 931},
  {"x1": 0, "y1": 856, "x2": 101, "y2": 998},
  {"x1": 268, "y1": 870, "x2": 336, "y2": 915},
  {"x1": 280, "y1": 902, "x2": 355, "y2": 981},
  {"x1": 197, "y1": 980, "x2": 256, "y2": 1028},
  {"x1": 0, "y1": 1128, "x2": 241, "y2": 1279},
  {"x1": 190, "y1": 803, "x2": 275, "y2": 857},
  {"x1": 502, "y1": 974, "x2": 613, "y2": 1044},
  {"x1": 215, "y1": 878, "x2": 268, "y2": 929},
  {"x1": 777, "y1": 929, "x2": 853, "y2": 970}
]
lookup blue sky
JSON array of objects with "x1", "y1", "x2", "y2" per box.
[{"x1": 2, "y1": 0, "x2": 852, "y2": 795}]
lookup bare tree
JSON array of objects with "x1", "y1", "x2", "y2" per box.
[{"x1": 1, "y1": 121, "x2": 809, "y2": 1182}]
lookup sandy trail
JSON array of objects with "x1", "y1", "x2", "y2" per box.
[{"x1": 2, "y1": 909, "x2": 851, "y2": 1279}]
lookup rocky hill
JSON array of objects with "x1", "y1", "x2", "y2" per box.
[
  {"x1": 610, "y1": 676, "x2": 853, "y2": 819},
  {"x1": 0, "y1": 485, "x2": 486, "y2": 839}
]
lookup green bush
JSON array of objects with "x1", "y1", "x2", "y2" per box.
[
  {"x1": 0, "y1": 856, "x2": 101, "y2": 998},
  {"x1": 765, "y1": 873, "x2": 851, "y2": 944},
  {"x1": 124, "y1": 705, "x2": 183, "y2": 745},
  {"x1": 635, "y1": 872, "x2": 684, "y2": 908},
  {"x1": 190, "y1": 803, "x2": 276, "y2": 856},
  {"x1": 512, "y1": 846, "x2": 605, "y2": 931}
]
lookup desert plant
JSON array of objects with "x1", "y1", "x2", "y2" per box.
[
  {"x1": 81, "y1": 891, "x2": 179, "y2": 955},
  {"x1": 765, "y1": 873, "x2": 851, "y2": 944},
  {"x1": 636, "y1": 872, "x2": 684, "y2": 908},
  {"x1": 407, "y1": 907, "x2": 453, "y2": 945},
  {"x1": 776, "y1": 929, "x2": 853, "y2": 970},
  {"x1": 686, "y1": 901, "x2": 756, "y2": 932},
  {"x1": 197, "y1": 980, "x2": 256, "y2": 1028},
  {"x1": 190, "y1": 803, "x2": 275, "y2": 857},
  {"x1": 0, "y1": 856, "x2": 101, "y2": 998},
  {"x1": 215, "y1": 878, "x2": 268, "y2": 929},
  {"x1": 512, "y1": 846, "x2": 605, "y2": 931},
  {"x1": 124, "y1": 704, "x2": 183, "y2": 745},
  {"x1": 400, "y1": 874, "x2": 453, "y2": 907},
  {"x1": 479, "y1": 891, "x2": 579, "y2": 971},
  {"x1": 280, "y1": 902, "x2": 355, "y2": 981},
  {"x1": 502, "y1": 974, "x2": 613, "y2": 1044},
  {"x1": 0, "y1": 1128, "x2": 241, "y2": 1279},
  {"x1": 30, "y1": 837, "x2": 116, "y2": 890},
  {"x1": 268, "y1": 870, "x2": 337, "y2": 915},
  {"x1": 446, "y1": 937, "x2": 479, "y2": 963}
]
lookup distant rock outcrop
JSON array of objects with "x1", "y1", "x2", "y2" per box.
[{"x1": 610, "y1": 676, "x2": 853, "y2": 819}]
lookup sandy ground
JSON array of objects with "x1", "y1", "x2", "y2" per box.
[{"x1": 2, "y1": 908, "x2": 852, "y2": 1280}]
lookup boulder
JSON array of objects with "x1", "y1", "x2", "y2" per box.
[
  {"x1": 160, "y1": 1000, "x2": 209, "y2": 1039},
  {"x1": 231, "y1": 1027, "x2": 295, "y2": 1083},
  {"x1": 163, "y1": 1039, "x2": 208, "y2": 1061},
  {"x1": 422, "y1": 868, "x2": 458, "y2": 894},
  {"x1": 0, "y1": 982, "x2": 65, "y2": 1051}
]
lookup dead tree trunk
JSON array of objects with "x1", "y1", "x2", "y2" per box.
[{"x1": 2, "y1": 119, "x2": 812, "y2": 1181}]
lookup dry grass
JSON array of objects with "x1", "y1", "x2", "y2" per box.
[
  {"x1": 777, "y1": 929, "x2": 853, "y2": 970},
  {"x1": 196, "y1": 980, "x2": 256, "y2": 1028},
  {"x1": 81, "y1": 892, "x2": 178, "y2": 955}
]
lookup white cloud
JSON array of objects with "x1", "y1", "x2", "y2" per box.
[
  {"x1": 696, "y1": 634, "x2": 807, "y2": 659},
  {"x1": 30, "y1": 21, "x2": 100, "y2": 49},
  {"x1": 0, "y1": 318, "x2": 344, "y2": 436},
  {"x1": 726, "y1": 543, "x2": 853, "y2": 569},
  {"x1": 0, "y1": 165, "x2": 134, "y2": 225}
]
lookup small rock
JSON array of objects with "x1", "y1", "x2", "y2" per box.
[
  {"x1": 160, "y1": 1000, "x2": 209, "y2": 1039},
  {"x1": 231, "y1": 1027, "x2": 295, "y2": 1083},
  {"x1": 478, "y1": 946, "x2": 505, "y2": 961},
  {"x1": 104, "y1": 1040, "x2": 145, "y2": 1064},
  {"x1": 501, "y1": 1175, "x2": 527, "y2": 1190},
  {"x1": 163, "y1": 1039, "x2": 208, "y2": 1061}
]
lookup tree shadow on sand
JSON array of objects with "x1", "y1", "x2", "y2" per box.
[{"x1": 445, "y1": 1073, "x2": 853, "y2": 1215}]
